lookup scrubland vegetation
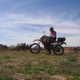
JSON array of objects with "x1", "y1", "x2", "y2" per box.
[{"x1": 0, "y1": 47, "x2": 80, "y2": 80}]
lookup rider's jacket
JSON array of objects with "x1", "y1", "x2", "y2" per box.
[
  {"x1": 49, "y1": 31, "x2": 56, "y2": 42},
  {"x1": 50, "y1": 31, "x2": 56, "y2": 38}
]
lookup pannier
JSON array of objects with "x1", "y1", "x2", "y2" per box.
[{"x1": 58, "y1": 37, "x2": 65, "y2": 42}]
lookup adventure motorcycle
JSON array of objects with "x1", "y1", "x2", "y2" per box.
[{"x1": 30, "y1": 35, "x2": 66, "y2": 55}]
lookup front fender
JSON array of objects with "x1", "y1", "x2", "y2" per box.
[{"x1": 33, "y1": 39, "x2": 40, "y2": 42}]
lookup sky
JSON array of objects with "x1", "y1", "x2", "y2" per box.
[{"x1": 0, "y1": 0, "x2": 80, "y2": 46}]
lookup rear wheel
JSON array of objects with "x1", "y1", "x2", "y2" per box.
[
  {"x1": 54, "y1": 45, "x2": 64, "y2": 55},
  {"x1": 30, "y1": 43, "x2": 41, "y2": 54}
]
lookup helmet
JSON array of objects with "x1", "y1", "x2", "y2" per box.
[{"x1": 50, "y1": 27, "x2": 54, "y2": 31}]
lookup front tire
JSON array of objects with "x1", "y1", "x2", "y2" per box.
[
  {"x1": 30, "y1": 43, "x2": 41, "y2": 54},
  {"x1": 54, "y1": 45, "x2": 64, "y2": 55}
]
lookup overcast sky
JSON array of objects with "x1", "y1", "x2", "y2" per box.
[{"x1": 0, "y1": 0, "x2": 80, "y2": 46}]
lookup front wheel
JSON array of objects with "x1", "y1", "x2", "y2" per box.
[
  {"x1": 54, "y1": 45, "x2": 64, "y2": 55},
  {"x1": 30, "y1": 43, "x2": 41, "y2": 54}
]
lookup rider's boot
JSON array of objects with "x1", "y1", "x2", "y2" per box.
[{"x1": 48, "y1": 50, "x2": 51, "y2": 55}]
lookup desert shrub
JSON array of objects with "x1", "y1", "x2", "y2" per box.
[{"x1": 16, "y1": 43, "x2": 29, "y2": 51}]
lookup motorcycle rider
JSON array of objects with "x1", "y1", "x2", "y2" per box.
[{"x1": 45, "y1": 27, "x2": 57, "y2": 55}]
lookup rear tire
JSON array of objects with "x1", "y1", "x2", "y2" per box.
[
  {"x1": 54, "y1": 45, "x2": 64, "y2": 55},
  {"x1": 30, "y1": 43, "x2": 41, "y2": 54}
]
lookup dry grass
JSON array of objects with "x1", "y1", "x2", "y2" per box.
[{"x1": 0, "y1": 49, "x2": 80, "y2": 80}]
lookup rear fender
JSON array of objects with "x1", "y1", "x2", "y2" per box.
[
  {"x1": 63, "y1": 42, "x2": 67, "y2": 45},
  {"x1": 58, "y1": 42, "x2": 67, "y2": 46}
]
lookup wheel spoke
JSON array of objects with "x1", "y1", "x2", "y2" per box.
[
  {"x1": 30, "y1": 43, "x2": 41, "y2": 54},
  {"x1": 54, "y1": 46, "x2": 64, "y2": 55}
]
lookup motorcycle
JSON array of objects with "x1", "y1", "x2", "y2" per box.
[{"x1": 30, "y1": 35, "x2": 66, "y2": 55}]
